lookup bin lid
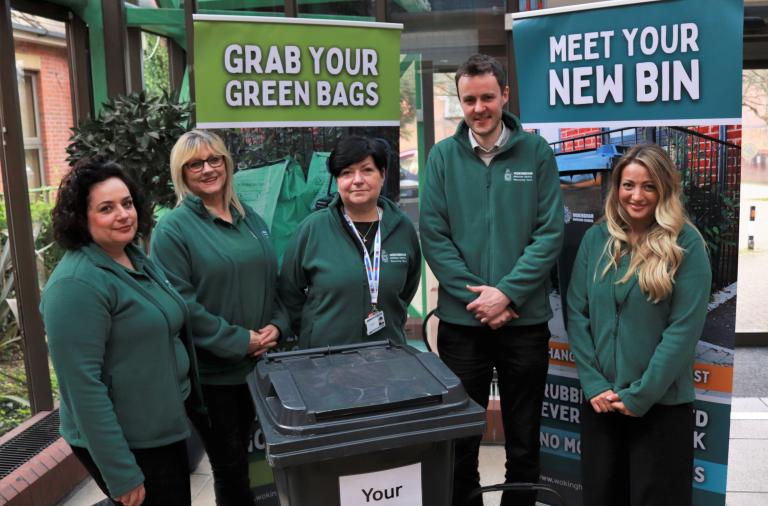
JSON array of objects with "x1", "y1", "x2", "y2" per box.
[
  {"x1": 249, "y1": 341, "x2": 486, "y2": 467},
  {"x1": 556, "y1": 143, "x2": 622, "y2": 174}
]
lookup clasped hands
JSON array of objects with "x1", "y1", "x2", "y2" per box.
[
  {"x1": 248, "y1": 324, "x2": 279, "y2": 358},
  {"x1": 465, "y1": 285, "x2": 519, "y2": 330},
  {"x1": 590, "y1": 389, "x2": 638, "y2": 417}
]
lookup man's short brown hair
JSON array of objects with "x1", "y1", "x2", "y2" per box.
[{"x1": 455, "y1": 54, "x2": 507, "y2": 94}]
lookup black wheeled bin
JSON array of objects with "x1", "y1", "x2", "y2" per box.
[
  {"x1": 556, "y1": 143, "x2": 623, "y2": 328},
  {"x1": 248, "y1": 340, "x2": 486, "y2": 506}
]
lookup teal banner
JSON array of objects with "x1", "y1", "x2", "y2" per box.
[{"x1": 508, "y1": 0, "x2": 742, "y2": 128}]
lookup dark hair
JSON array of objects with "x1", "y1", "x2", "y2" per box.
[
  {"x1": 327, "y1": 136, "x2": 388, "y2": 178},
  {"x1": 454, "y1": 54, "x2": 507, "y2": 94},
  {"x1": 52, "y1": 157, "x2": 153, "y2": 250}
]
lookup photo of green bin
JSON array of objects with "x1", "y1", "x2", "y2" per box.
[{"x1": 248, "y1": 340, "x2": 486, "y2": 506}]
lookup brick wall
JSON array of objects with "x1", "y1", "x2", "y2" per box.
[
  {"x1": 558, "y1": 127, "x2": 603, "y2": 152},
  {"x1": 12, "y1": 40, "x2": 73, "y2": 191}
]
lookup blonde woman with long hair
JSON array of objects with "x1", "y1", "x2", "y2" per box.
[
  {"x1": 567, "y1": 144, "x2": 711, "y2": 506},
  {"x1": 150, "y1": 130, "x2": 289, "y2": 505}
]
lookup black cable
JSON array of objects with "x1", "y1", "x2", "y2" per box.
[{"x1": 466, "y1": 483, "x2": 566, "y2": 505}]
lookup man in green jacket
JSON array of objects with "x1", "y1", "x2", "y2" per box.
[{"x1": 420, "y1": 54, "x2": 564, "y2": 506}]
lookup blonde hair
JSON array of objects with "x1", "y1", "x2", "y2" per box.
[
  {"x1": 169, "y1": 130, "x2": 245, "y2": 217},
  {"x1": 601, "y1": 144, "x2": 688, "y2": 303}
]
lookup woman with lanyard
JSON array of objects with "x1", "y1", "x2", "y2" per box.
[
  {"x1": 279, "y1": 135, "x2": 421, "y2": 348},
  {"x1": 151, "y1": 130, "x2": 289, "y2": 505}
]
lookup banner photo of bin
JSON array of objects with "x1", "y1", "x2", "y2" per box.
[
  {"x1": 193, "y1": 15, "x2": 402, "y2": 128},
  {"x1": 509, "y1": 0, "x2": 742, "y2": 129},
  {"x1": 507, "y1": 1, "x2": 742, "y2": 505}
]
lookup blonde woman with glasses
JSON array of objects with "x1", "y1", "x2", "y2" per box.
[
  {"x1": 567, "y1": 144, "x2": 711, "y2": 506},
  {"x1": 151, "y1": 130, "x2": 288, "y2": 505}
]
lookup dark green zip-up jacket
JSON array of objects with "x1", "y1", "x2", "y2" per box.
[
  {"x1": 279, "y1": 195, "x2": 421, "y2": 348},
  {"x1": 150, "y1": 195, "x2": 289, "y2": 385},
  {"x1": 566, "y1": 222, "x2": 711, "y2": 417},
  {"x1": 42, "y1": 242, "x2": 199, "y2": 498},
  {"x1": 420, "y1": 112, "x2": 564, "y2": 326}
]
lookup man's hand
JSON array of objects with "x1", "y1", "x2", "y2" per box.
[
  {"x1": 115, "y1": 483, "x2": 145, "y2": 506},
  {"x1": 485, "y1": 308, "x2": 520, "y2": 330},
  {"x1": 466, "y1": 285, "x2": 517, "y2": 326},
  {"x1": 606, "y1": 393, "x2": 638, "y2": 417},
  {"x1": 589, "y1": 389, "x2": 616, "y2": 414}
]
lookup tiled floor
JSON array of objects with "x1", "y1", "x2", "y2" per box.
[
  {"x1": 58, "y1": 404, "x2": 768, "y2": 506},
  {"x1": 59, "y1": 351, "x2": 768, "y2": 506}
]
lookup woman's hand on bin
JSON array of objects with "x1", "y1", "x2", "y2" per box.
[
  {"x1": 115, "y1": 483, "x2": 145, "y2": 506},
  {"x1": 248, "y1": 325, "x2": 280, "y2": 358}
]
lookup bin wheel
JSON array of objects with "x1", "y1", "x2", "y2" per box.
[
  {"x1": 467, "y1": 482, "x2": 566, "y2": 506},
  {"x1": 421, "y1": 308, "x2": 438, "y2": 352}
]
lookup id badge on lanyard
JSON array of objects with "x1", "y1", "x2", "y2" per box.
[{"x1": 343, "y1": 209, "x2": 385, "y2": 335}]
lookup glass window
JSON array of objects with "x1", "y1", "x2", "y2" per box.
[
  {"x1": 737, "y1": 69, "x2": 768, "y2": 337},
  {"x1": 16, "y1": 71, "x2": 44, "y2": 189},
  {"x1": 142, "y1": 33, "x2": 170, "y2": 96},
  {"x1": 25, "y1": 150, "x2": 43, "y2": 189},
  {"x1": 298, "y1": 0, "x2": 374, "y2": 19},
  {"x1": 19, "y1": 74, "x2": 37, "y2": 138},
  {"x1": 434, "y1": 72, "x2": 461, "y2": 143}
]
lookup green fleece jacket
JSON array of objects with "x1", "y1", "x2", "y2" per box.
[
  {"x1": 150, "y1": 195, "x2": 289, "y2": 385},
  {"x1": 420, "y1": 112, "x2": 564, "y2": 326},
  {"x1": 279, "y1": 195, "x2": 421, "y2": 348},
  {"x1": 566, "y1": 222, "x2": 711, "y2": 417},
  {"x1": 42, "y1": 243, "x2": 196, "y2": 498}
]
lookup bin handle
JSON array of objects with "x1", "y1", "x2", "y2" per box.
[
  {"x1": 421, "y1": 309, "x2": 437, "y2": 353},
  {"x1": 264, "y1": 340, "x2": 391, "y2": 361},
  {"x1": 467, "y1": 483, "x2": 566, "y2": 506}
]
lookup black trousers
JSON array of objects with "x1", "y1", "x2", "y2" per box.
[
  {"x1": 188, "y1": 383, "x2": 255, "y2": 506},
  {"x1": 437, "y1": 320, "x2": 551, "y2": 506},
  {"x1": 71, "y1": 440, "x2": 190, "y2": 506},
  {"x1": 580, "y1": 400, "x2": 694, "y2": 506}
]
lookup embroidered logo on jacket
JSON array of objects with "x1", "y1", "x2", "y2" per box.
[
  {"x1": 512, "y1": 171, "x2": 534, "y2": 182},
  {"x1": 382, "y1": 250, "x2": 408, "y2": 264}
]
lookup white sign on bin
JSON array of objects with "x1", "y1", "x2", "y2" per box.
[{"x1": 339, "y1": 462, "x2": 422, "y2": 505}]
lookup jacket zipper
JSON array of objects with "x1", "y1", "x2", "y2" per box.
[{"x1": 485, "y1": 163, "x2": 492, "y2": 280}]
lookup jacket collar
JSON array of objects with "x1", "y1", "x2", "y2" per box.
[
  {"x1": 181, "y1": 194, "x2": 243, "y2": 225},
  {"x1": 595, "y1": 223, "x2": 640, "y2": 306},
  {"x1": 80, "y1": 241, "x2": 146, "y2": 272},
  {"x1": 453, "y1": 110, "x2": 523, "y2": 156},
  {"x1": 328, "y1": 193, "x2": 403, "y2": 241},
  {"x1": 79, "y1": 241, "x2": 189, "y2": 316}
]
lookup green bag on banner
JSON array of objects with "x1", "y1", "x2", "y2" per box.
[
  {"x1": 233, "y1": 159, "x2": 289, "y2": 229},
  {"x1": 307, "y1": 151, "x2": 337, "y2": 210},
  {"x1": 271, "y1": 158, "x2": 317, "y2": 264}
]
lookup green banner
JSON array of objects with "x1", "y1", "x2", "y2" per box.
[
  {"x1": 508, "y1": 0, "x2": 742, "y2": 128},
  {"x1": 194, "y1": 15, "x2": 402, "y2": 128}
]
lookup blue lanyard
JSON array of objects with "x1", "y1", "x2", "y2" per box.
[{"x1": 343, "y1": 208, "x2": 382, "y2": 309}]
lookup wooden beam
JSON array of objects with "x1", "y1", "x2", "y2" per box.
[{"x1": 0, "y1": 0, "x2": 54, "y2": 413}]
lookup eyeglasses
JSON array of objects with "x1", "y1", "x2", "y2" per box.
[{"x1": 183, "y1": 155, "x2": 224, "y2": 172}]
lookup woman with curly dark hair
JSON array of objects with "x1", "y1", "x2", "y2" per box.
[{"x1": 41, "y1": 158, "x2": 202, "y2": 506}]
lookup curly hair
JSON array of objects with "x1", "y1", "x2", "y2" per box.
[{"x1": 52, "y1": 157, "x2": 153, "y2": 250}]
